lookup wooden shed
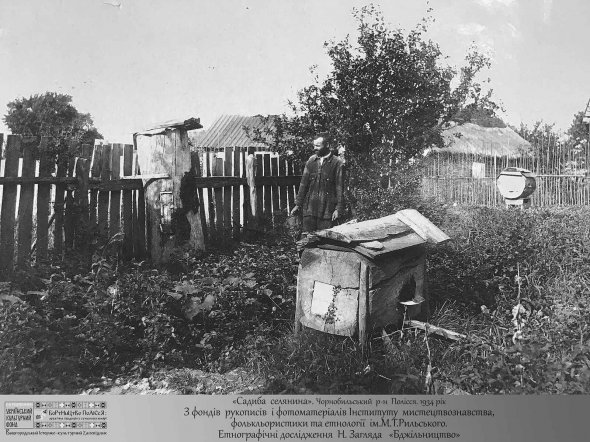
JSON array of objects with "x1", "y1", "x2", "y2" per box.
[
  {"x1": 134, "y1": 117, "x2": 205, "y2": 264},
  {"x1": 294, "y1": 209, "x2": 450, "y2": 346}
]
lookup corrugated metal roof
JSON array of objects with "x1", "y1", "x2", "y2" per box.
[
  {"x1": 432, "y1": 122, "x2": 531, "y2": 158},
  {"x1": 191, "y1": 115, "x2": 276, "y2": 149}
]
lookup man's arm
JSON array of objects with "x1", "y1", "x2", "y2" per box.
[{"x1": 292, "y1": 159, "x2": 312, "y2": 214}]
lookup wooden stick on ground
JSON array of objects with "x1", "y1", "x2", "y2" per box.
[{"x1": 404, "y1": 320, "x2": 467, "y2": 342}]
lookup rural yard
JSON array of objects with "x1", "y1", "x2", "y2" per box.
[
  {"x1": 1, "y1": 0, "x2": 590, "y2": 402},
  {"x1": 3, "y1": 204, "x2": 590, "y2": 396}
]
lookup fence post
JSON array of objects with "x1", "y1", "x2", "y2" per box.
[
  {"x1": 0, "y1": 135, "x2": 21, "y2": 276},
  {"x1": 35, "y1": 138, "x2": 52, "y2": 263},
  {"x1": 16, "y1": 138, "x2": 36, "y2": 268},
  {"x1": 74, "y1": 155, "x2": 91, "y2": 266},
  {"x1": 245, "y1": 151, "x2": 257, "y2": 229}
]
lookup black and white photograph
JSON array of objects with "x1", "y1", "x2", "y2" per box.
[{"x1": 1, "y1": 1, "x2": 590, "y2": 438}]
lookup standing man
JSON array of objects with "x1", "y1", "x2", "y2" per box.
[{"x1": 290, "y1": 134, "x2": 344, "y2": 232}]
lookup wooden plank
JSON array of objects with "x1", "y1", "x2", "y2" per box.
[
  {"x1": 0, "y1": 135, "x2": 21, "y2": 275},
  {"x1": 134, "y1": 150, "x2": 146, "y2": 260},
  {"x1": 97, "y1": 144, "x2": 112, "y2": 242},
  {"x1": 255, "y1": 154, "x2": 263, "y2": 222},
  {"x1": 270, "y1": 156, "x2": 280, "y2": 220},
  {"x1": 16, "y1": 139, "x2": 36, "y2": 267},
  {"x1": 192, "y1": 151, "x2": 208, "y2": 242},
  {"x1": 243, "y1": 149, "x2": 252, "y2": 230},
  {"x1": 74, "y1": 156, "x2": 90, "y2": 264},
  {"x1": 263, "y1": 154, "x2": 272, "y2": 218},
  {"x1": 64, "y1": 157, "x2": 76, "y2": 250},
  {"x1": 232, "y1": 148, "x2": 241, "y2": 238},
  {"x1": 89, "y1": 146, "x2": 103, "y2": 237},
  {"x1": 206, "y1": 151, "x2": 215, "y2": 239},
  {"x1": 279, "y1": 157, "x2": 288, "y2": 211},
  {"x1": 404, "y1": 320, "x2": 467, "y2": 341},
  {"x1": 122, "y1": 144, "x2": 134, "y2": 259},
  {"x1": 287, "y1": 158, "x2": 296, "y2": 211},
  {"x1": 109, "y1": 144, "x2": 122, "y2": 235},
  {"x1": 224, "y1": 147, "x2": 232, "y2": 234},
  {"x1": 35, "y1": 139, "x2": 52, "y2": 262},
  {"x1": 213, "y1": 156, "x2": 224, "y2": 235},
  {"x1": 396, "y1": 209, "x2": 450, "y2": 244},
  {"x1": 358, "y1": 262, "x2": 369, "y2": 352},
  {"x1": 315, "y1": 214, "x2": 411, "y2": 243},
  {"x1": 53, "y1": 156, "x2": 68, "y2": 259}
]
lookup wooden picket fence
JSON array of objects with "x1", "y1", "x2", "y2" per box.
[
  {"x1": 196, "y1": 147, "x2": 302, "y2": 242},
  {"x1": 0, "y1": 135, "x2": 146, "y2": 277},
  {"x1": 0, "y1": 135, "x2": 302, "y2": 275}
]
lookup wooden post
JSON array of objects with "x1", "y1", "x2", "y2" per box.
[
  {"x1": 294, "y1": 269, "x2": 303, "y2": 335},
  {"x1": 16, "y1": 139, "x2": 35, "y2": 268},
  {"x1": 64, "y1": 152, "x2": 76, "y2": 250},
  {"x1": 109, "y1": 144, "x2": 122, "y2": 235},
  {"x1": 0, "y1": 135, "x2": 21, "y2": 275},
  {"x1": 358, "y1": 262, "x2": 369, "y2": 353},
  {"x1": 134, "y1": 150, "x2": 146, "y2": 260},
  {"x1": 74, "y1": 156, "x2": 90, "y2": 265},
  {"x1": 97, "y1": 144, "x2": 112, "y2": 243},
  {"x1": 245, "y1": 151, "x2": 257, "y2": 229},
  {"x1": 255, "y1": 154, "x2": 264, "y2": 224},
  {"x1": 233, "y1": 147, "x2": 241, "y2": 238},
  {"x1": 287, "y1": 158, "x2": 296, "y2": 211},
  {"x1": 192, "y1": 150, "x2": 208, "y2": 243},
  {"x1": 279, "y1": 157, "x2": 288, "y2": 211},
  {"x1": 242, "y1": 149, "x2": 249, "y2": 231},
  {"x1": 89, "y1": 145, "x2": 103, "y2": 236},
  {"x1": 53, "y1": 156, "x2": 68, "y2": 259},
  {"x1": 271, "y1": 156, "x2": 279, "y2": 225},
  {"x1": 206, "y1": 150, "x2": 216, "y2": 240},
  {"x1": 122, "y1": 144, "x2": 134, "y2": 260},
  {"x1": 224, "y1": 147, "x2": 232, "y2": 235},
  {"x1": 213, "y1": 156, "x2": 224, "y2": 236},
  {"x1": 36, "y1": 138, "x2": 52, "y2": 262},
  {"x1": 263, "y1": 154, "x2": 272, "y2": 222},
  {"x1": 185, "y1": 148, "x2": 205, "y2": 252}
]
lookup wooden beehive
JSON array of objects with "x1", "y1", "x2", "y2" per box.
[
  {"x1": 294, "y1": 209, "x2": 450, "y2": 346},
  {"x1": 135, "y1": 117, "x2": 205, "y2": 264}
]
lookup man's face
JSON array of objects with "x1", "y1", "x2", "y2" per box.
[{"x1": 314, "y1": 138, "x2": 329, "y2": 156}]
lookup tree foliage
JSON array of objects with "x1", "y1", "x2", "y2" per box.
[
  {"x1": 3, "y1": 92, "x2": 102, "y2": 159},
  {"x1": 252, "y1": 6, "x2": 500, "y2": 218}
]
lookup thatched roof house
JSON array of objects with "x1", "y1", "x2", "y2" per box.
[
  {"x1": 190, "y1": 115, "x2": 275, "y2": 151},
  {"x1": 430, "y1": 122, "x2": 531, "y2": 158}
]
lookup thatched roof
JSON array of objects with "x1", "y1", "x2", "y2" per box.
[
  {"x1": 191, "y1": 115, "x2": 275, "y2": 149},
  {"x1": 432, "y1": 122, "x2": 531, "y2": 158},
  {"x1": 583, "y1": 99, "x2": 590, "y2": 125}
]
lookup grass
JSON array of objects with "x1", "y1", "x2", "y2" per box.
[{"x1": 3, "y1": 204, "x2": 590, "y2": 394}]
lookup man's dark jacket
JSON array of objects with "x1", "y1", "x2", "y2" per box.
[{"x1": 295, "y1": 153, "x2": 344, "y2": 220}]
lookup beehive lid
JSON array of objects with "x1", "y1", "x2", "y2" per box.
[{"x1": 310, "y1": 209, "x2": 450, "y2": 258}]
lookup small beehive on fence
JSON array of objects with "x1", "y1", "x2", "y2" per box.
[{"x1": 294, "y1": 209, "x2": 450, "y2": 347}]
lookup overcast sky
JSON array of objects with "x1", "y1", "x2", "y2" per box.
[{"x1": 0, "y1": 0, "x2": 588, "y2": 142}]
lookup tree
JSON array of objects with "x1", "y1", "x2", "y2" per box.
[
  {"x1": 567, "y1": 110, "x2": 589, "y2": 151},
  {"x1": 253, "y1": 6, "x2": 500, "y2": 218},
  {"x1": 3, "y1": 92, "x2": 102, "y2": 159}
]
